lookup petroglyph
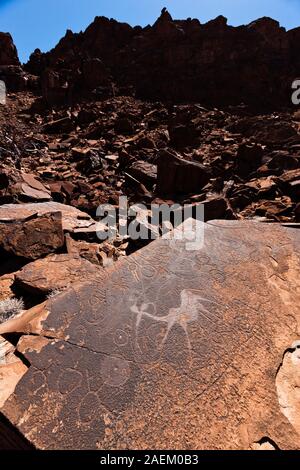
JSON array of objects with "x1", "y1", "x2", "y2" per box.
[
  {"x1": 100, "y1": 356, "x2": 131, "y2": 388},
  {"x1": 130, "y1": 289, "x2": 220, "y2": 350},
  {"x1": 1, "y1": 221, "x2": 300, "y2": 449}
]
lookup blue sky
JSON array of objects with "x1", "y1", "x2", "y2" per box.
[{"x1": 0, "y1": 0, "x2": 300, "y2": 63}]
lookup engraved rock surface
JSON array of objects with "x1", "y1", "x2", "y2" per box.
[{"x1": 0, "y1": 220, "x2": 300, "y2": 450}]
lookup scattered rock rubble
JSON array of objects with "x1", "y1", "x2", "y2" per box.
[{"x1": 0, "y1": 9, "x2": 299, "y2": 450}]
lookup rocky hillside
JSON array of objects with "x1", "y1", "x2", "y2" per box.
[
  {"x1": 0, "y1": 10, "x2": 299, "y2": 450},
  {"x1": 24, "y1": 9, "x2": 300, "y2": 108},
  {"x1": 0, "y1": 9, "x2": 299, "y2": 107}
]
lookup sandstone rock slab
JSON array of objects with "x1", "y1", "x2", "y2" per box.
[
  {"x1": 0, "y1": 202, "x2": 101, "y2": 235},
  {"x1": 0, "y1": 170, "x2": 51, "y2": 203},
  {"x1": 15, "y1": 254, "x2": 102, "y2": 295},
  {"x1": 0, "y1": 221, "x2": 299, "y2": 450}
]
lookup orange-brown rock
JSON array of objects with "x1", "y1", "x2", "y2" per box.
[
  {"x1": 15, "y1": 254, "x2": 102, "y2": 295},
  {"x1": 0, "y1": 220, "x2": 299, "y2": 450},
  {"x1": 0, "y1": 170, "x2": 51, "y2": 203},
  {"x1": 0, "y1": 202, "x2": 102, "y2": 235},
  {"x1": 0, "y1": 274, "x2": 15, "y2": 301},
  {"x1": 0, "y1": 336, "x2": 28, "y2": 409},
  {"x1": 0, "y1": 211, "x2": 64, "y2": 260}
]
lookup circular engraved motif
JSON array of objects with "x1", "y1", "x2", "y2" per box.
[
  {"x1": 79, "y1": 392, "x2": 100, "y2": 423},
  {"x1": 58, "y1": 369, "x2": 82, "y2": 395},
  {"x1": 141, "y1": 264, "x2": 157, "y2": 279},
  {"x1": 114, "y1": 329, "x2": 129, "y2": 347},
  {"x1": 100, "y1": 356, "x2": 131, "y2": 387},
  {"x1": 89, "y1": 293, "x2": 105, "y2": 308}
]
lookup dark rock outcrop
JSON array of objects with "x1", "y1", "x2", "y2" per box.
[
  {"x1": 0, "y1": 10, "x2": 299, "y2": 106},
  {"x1": 0, "y1": 33, "x2": 26, "y2": 92},
  {"x1": 157, "y1": 151, "x2": 210, "y2": 196},
  {"x1": 0, "y1": 33, "x2": 19, "y2": 66},
  {"x1": 21, "y1": 10, "x2": 300, "y2": 109}
]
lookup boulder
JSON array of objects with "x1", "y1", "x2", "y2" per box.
[
  {"x1": 157, "y1": 151, "x2": 210, "y2": 195},
  {"x1": 280, "y1": 169, "x2": 300, "y2": 201},
  {"x1": 0, "y1": 202, "x2": 103, "y2": 235},
  {"x1": 0, "y1": 221, "x2": 300, "y2": 449},
  {"x1": 235, "y1": 144, "x2": 264, "y2": 177},
  {"x1": 15, "y1": 173, "x2": 51, "y2": 201},
  {"x1": 15, "y1": 254, "x2": 102, "y2": 295},
  {"x1": 127, "y1": 161, "x2": 157, "y2": 187},
  {"x1": 0, "y1": 170, "x2": 51, "y2": 203},
  {"x1": 200, "y1": 196, "x2": 231, "y2": 221},
  {"x1": 0, "y1": 212, "x2": 64, "y2": 260}
]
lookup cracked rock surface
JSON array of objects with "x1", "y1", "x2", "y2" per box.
[{"x1": 0, "y1": 221, "x2": 299, "y2": 450}]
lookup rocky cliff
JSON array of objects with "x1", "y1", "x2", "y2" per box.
[
  {"x1": 21, "y1": 9, "x2": 300, "y2": 108},
  {"x1": 0, "y1": 32, "x2": 27, "y2": 91}
]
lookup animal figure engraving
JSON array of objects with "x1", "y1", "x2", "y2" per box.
[{"x1": 131, "y1": 289, "x2": 219, "y2": 350}]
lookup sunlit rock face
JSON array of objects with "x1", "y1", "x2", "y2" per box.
[{"x1": 1, "y1": 221, "x2": 300, "y2": 450}]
